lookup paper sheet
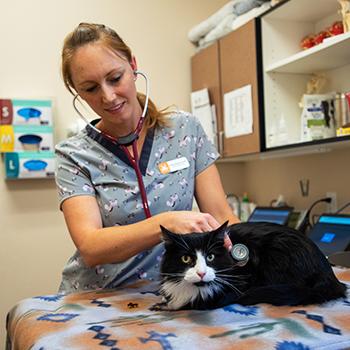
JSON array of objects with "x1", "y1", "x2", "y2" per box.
[
  {"x1": 191, "y1": 88, "x2": 217, "y2": 145},
  {"x1": 224, "y1": 84, "x2": 253, "y2": 138}
]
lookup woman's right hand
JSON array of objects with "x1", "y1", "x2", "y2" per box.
[{"x1": 156, "y1": 210, "x2": 220, "y2": 235}]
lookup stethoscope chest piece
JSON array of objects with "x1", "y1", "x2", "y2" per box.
[{"x1": 230, "y1": 243, "x2": 249, "y2": 266}]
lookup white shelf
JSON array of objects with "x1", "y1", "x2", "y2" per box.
[
  {"x1": 217, "y1": 136, "x2": 350, "y2": 162},
  {"x1": 266, "y1": 31, "x2": 350, "y2": 74}
]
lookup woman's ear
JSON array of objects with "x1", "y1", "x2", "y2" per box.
[{"x1": 130, "y1": 56, "x2": 138, "y2": 73}]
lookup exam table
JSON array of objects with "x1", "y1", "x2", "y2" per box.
[{"x1": 6, "y1": 267, "x2": 350, "y2": 350}]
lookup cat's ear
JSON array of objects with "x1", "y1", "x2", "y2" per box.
[
  {"x1": 160, "y1": 225, "x2": 176, "y2": 245},
  {"x1": 213, "y1": 220, "x2": 230, "y2": 240}
]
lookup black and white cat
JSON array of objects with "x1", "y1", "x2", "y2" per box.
[{"x1": 152, "y1": 222, "x2": 347, "y2": 311}]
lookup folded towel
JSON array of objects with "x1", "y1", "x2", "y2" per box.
[
  {"x1": 234, "y1": 0, "x2": 269, "y2": 16},
  {"x1": 231, "y1": 1, "x2": 271, "y2": 31},
  {"x1": 188, "y1": 1, "x2": 237, "y2": 43},
  {"x1": 188, "y1": 0, "x2": 270, "y2": 45},
  {"x1": 197, "y1": 2, "x2": 271, "y2": 50},
  {"x1": 198, "y1": 14, "x2": 237, "y2": 49}
]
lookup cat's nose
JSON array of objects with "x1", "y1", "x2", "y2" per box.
[{"x1": 197, "y1": 272, "x2": 206, "y2": 279}]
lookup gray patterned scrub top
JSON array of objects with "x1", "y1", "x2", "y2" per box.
[{"x1": 55, "y1": 111, "x2": 219, "y2": 293}]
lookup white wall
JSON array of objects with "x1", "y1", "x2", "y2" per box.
[{"x1": 0, "y1": 0, "x2": 228, "y2": 346}]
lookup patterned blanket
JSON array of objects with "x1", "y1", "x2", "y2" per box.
[{"x1": 6, "y1": 268, "x2": 350, "y2": 350}]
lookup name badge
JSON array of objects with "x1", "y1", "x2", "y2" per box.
[{"x1": 158, "y1": 157, "x2": 190, "y2": 174}]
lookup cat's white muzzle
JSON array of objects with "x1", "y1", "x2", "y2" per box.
[{"x1": 184, "y1": 251, "x2": 216, "y2": 284}]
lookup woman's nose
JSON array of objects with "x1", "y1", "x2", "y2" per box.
[{"x1": 101, "y1": 85, "x2": 116, "y2": 103}]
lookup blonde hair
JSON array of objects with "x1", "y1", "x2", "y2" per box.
[{"x1": 62, "y1": 22, "x2": 171, "y2": 128}]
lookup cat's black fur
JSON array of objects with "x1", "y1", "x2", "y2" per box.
[{"x1": 153, "y1": 222, "x2": 347, "y2": 311}]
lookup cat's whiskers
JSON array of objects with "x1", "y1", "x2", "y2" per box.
[
  {"x1": 215, "y1": 273, "x2": 241, "y2": 279},
  {"x1": 215, "y1": 277, "x2": 243, "y2": 296},
  {"x1": 216, "y1": 273, "x2": 250, "y2": 280},
  {"x1": 215, "y1": 267, "x2": 236, "y2": 273},
  {"x1": 160, "y1": 272, "x2": 185, "y2": 277}
]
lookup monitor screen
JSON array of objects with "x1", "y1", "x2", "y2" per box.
[
  {"x1": 247, "y1": 207, "x2": 293, "y2": 225},
  {"x1": 308, "y1": 214, "x2": 350, "y2": 257}
]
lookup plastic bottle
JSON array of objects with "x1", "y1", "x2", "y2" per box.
[
  {"x1": 276, "y1": 113, "x2": 289, "y2": 146},
  {"x1": 240, "y1": 193, "x2": 250, "y2": 222}
]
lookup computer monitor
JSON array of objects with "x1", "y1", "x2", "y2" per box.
[
  {"x1": 308, "y1": 214, "x2": 350, "y2": 257},
  {"x1": 247, "y1": 206, "x2": 293, "y2": 225}
]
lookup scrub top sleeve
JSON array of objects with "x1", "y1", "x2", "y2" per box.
[
  {"x1": 192, "y1": 115, "x2": 220, "y2": 176},
  {"x1": 55, "y1": 148, "x2": 96, "y2": 209}
]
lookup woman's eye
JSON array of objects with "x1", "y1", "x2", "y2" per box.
[
  {"x1": 207, "y1": 254, "x2": 215, "y2": 262},
  {"x1": 181, "y1": 255, "x2": 192, "y2": 264},
  {"x1": 110, "y1": 75, "x2": 121, "y2": 84},
  {"x1": 85, "y1": 86, "x2": 97, "y2": 93}
]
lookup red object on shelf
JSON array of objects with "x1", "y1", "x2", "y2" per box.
[
  {"x1": 314, "y1": 31, "x2": 331, "y2": 45},
  {"x1": 300, "y1": 21, "x2": 344, "y2": 51},
  {"x1": 328, "y1": 21, "x2": 344, "y2": 36},
  {"x1": 300, "y1": 35, "x2": 315, "y2": 50}
]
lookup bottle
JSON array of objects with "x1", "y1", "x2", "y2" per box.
[
  {"x1": 240, "y1": 193, "x2": 250, "y2": 222},
  {"x1": 276, "y1": 113, "x2": 289, "y2": 146}
]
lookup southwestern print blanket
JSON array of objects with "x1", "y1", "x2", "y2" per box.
[{"x1": 6, "y1": 268, "x2": 350, "y2": 350}]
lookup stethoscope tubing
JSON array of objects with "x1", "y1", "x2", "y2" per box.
[{"x1": 120, "y1": 143, "x2": 151, "y2": 218}]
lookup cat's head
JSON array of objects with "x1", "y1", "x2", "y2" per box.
[{"x1": 161, "y1": 222, "x2": 238, "y2": 308}]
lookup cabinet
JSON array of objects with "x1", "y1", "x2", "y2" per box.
[
  {"x1": 191, "y1": 0, "x2": 350, "y2": 160},
  {"x1": 191, "y1": 19, "x2": 262, "y2": 158},
  {"x1": 191, "y1": 42, "x2": 223, "y2": 135},
  {"x1": 220, "y1": 19, "x2": 262, "y2": 157},
  {"x1": 261, "y1": 0, "x2": 350, "y2": 151}
]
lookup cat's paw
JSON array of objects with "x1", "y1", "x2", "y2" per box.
[{"x1": 149, "y1": 302, "x2": 170, "y2": 311}]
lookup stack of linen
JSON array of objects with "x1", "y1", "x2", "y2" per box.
[{"x1": 188, "y1": 0, "x2": 272, "y2": 50}]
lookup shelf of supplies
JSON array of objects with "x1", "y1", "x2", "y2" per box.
[{"x1": 265, "y1": 31, "x2": 350, "y2": 74}]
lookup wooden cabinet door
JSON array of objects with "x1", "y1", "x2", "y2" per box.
[
  {"x1": 219, "y1": 19, "x2": 262, "y2": 157},
  {"x1": 191, "y1": 42, "x2": 223, "y2": 141}
]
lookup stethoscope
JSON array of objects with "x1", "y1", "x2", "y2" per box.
[
  {"x1": 73, "y1": 70, "x2": 152, "y2": 219},
  {"x1": 225, "y1": 234, "x2": 250, "y2": 266}
]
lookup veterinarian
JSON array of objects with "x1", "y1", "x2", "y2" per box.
[{"x1": 55, "y1": 22, "x2": 239, "y2": 293}]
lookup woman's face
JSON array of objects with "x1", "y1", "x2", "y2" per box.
[{"x1": 70, "y1": 42, "x2": 142, "y2": 136}]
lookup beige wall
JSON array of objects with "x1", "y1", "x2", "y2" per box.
[
  {"x1": 0, "y1": 0, "x2": 228, "y2": 345},
  {"x1": 218, "y1": 147, "x2": 350, "y2": 215}
]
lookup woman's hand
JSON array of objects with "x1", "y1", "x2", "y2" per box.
[{"x1": 156, "y1": 210, "x2": 220, "y2": 234}]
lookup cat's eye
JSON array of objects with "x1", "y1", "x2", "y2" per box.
[
  {"x1": 181, "y1": 255, "x2": 192, "y2": 264},
  {"x1": 207, "y1": 254, "x2": 215, "y2": 262}
]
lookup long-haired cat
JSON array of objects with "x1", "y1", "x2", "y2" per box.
[{"x1": 152, "y1": 222, "x2": 347, "y2": 311}]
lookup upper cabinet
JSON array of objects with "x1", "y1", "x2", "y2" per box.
[
  {"x1": 191, "y1": 0, "x2": 350, "y2": 160},
  {"x1": 220, "y1": 19, "x2": 262, "y2": 157},
  {"x1": 191, "y1": 42, "x2": 223, "y2": 135},
  {"x1": 261, "y1": 0, "x2": 350, "y2": 151},
  {"x1": 191, "y1": 19, "x2": 262, "y2": 158}
]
